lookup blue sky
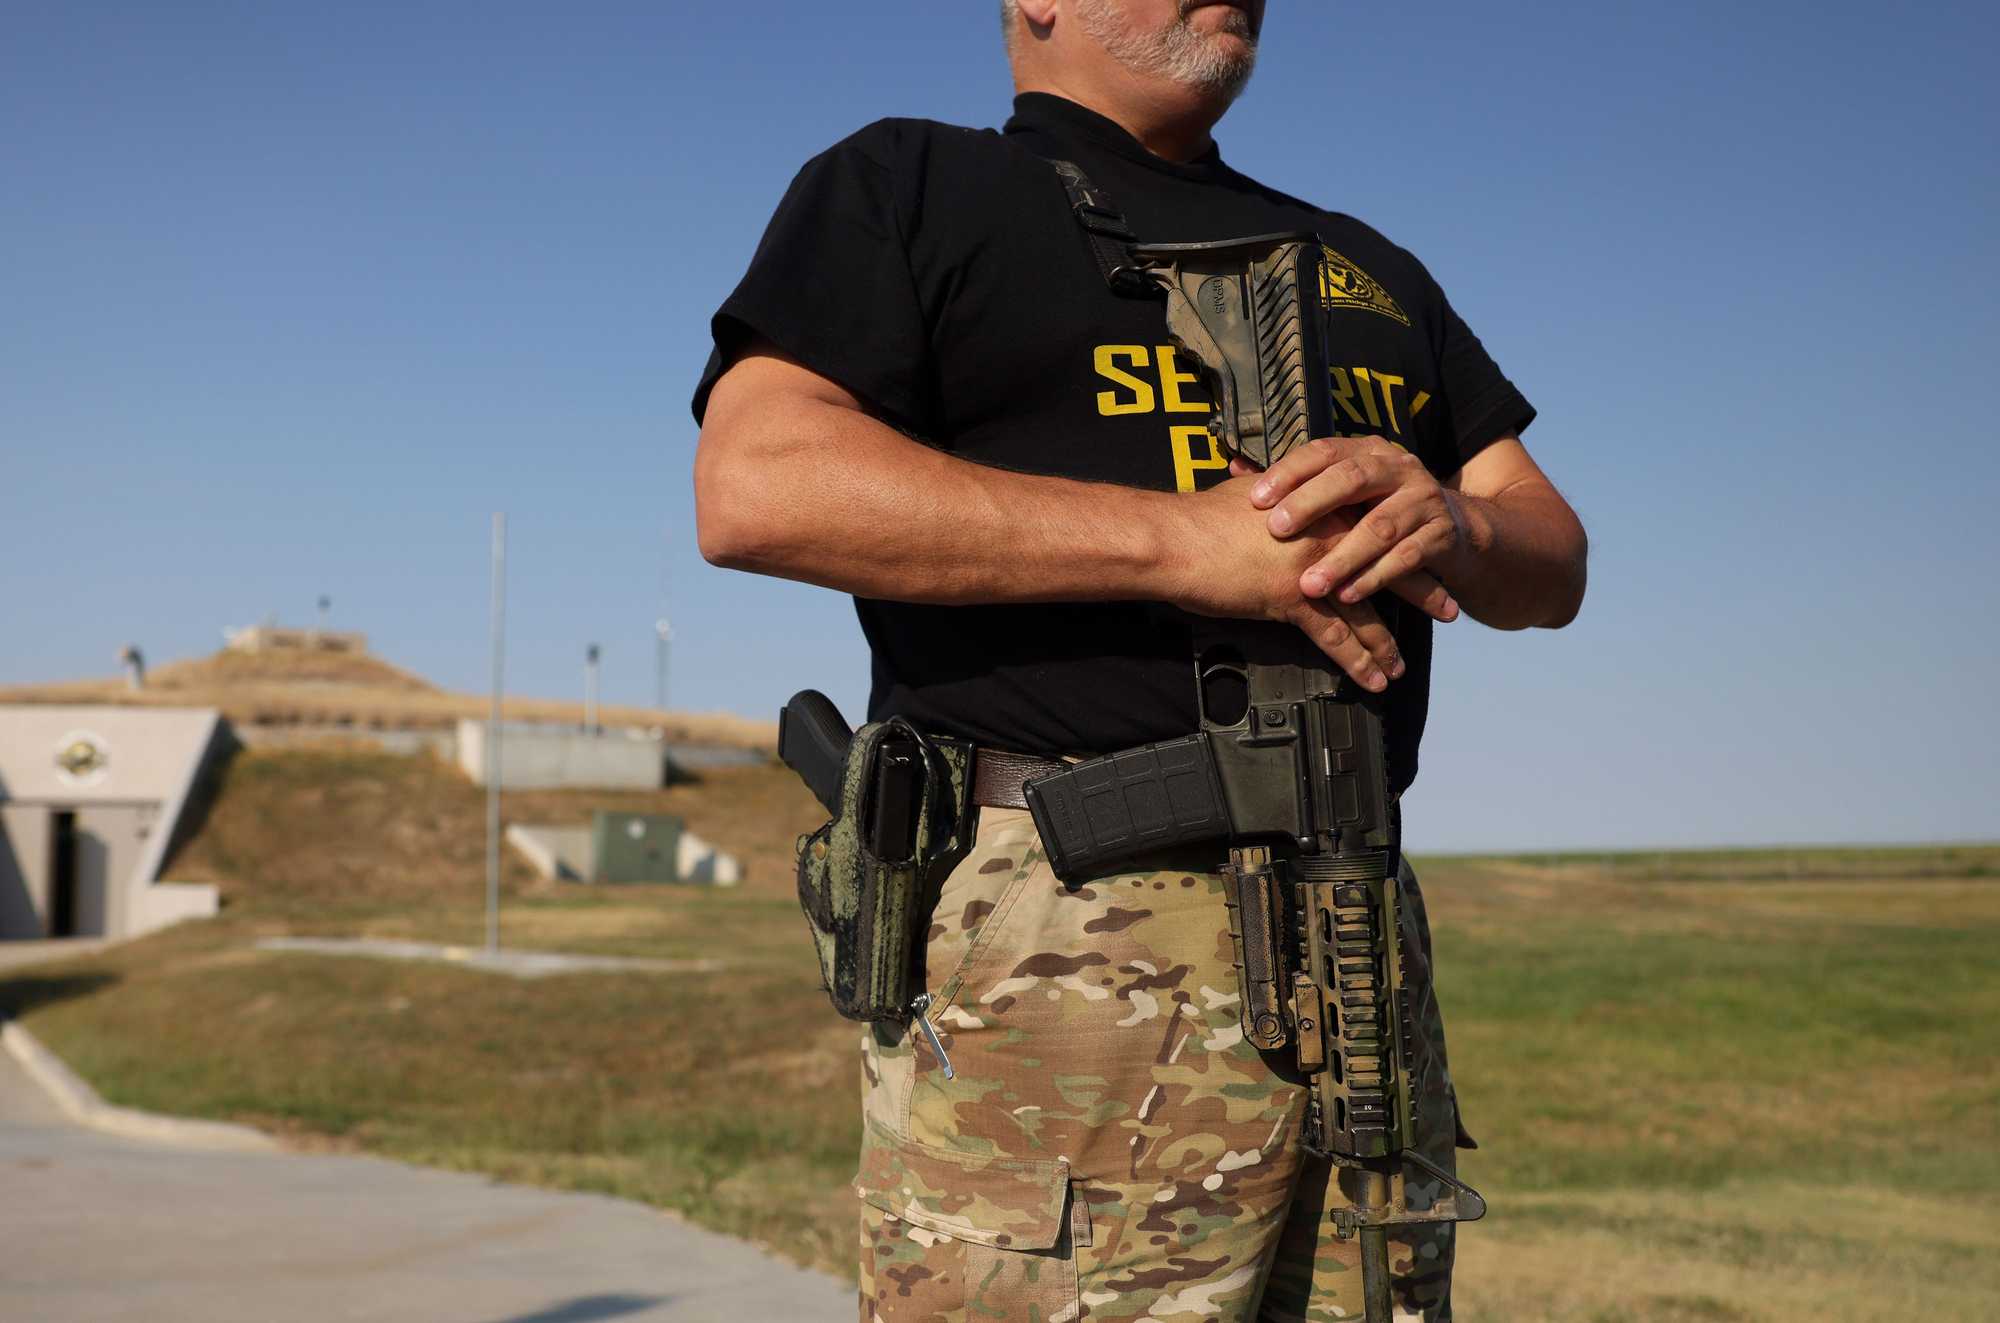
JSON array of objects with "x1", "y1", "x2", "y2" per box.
[{"x1": 3, "y1": 2, "x2": 1994, "y2": 851}]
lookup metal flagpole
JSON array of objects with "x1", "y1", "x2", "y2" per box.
[{"x1": 486, "y1": 513, "x2": 506, "y2": 953}]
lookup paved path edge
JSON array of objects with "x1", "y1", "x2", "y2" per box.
[{"x1": 0, "y1": 1017, "x2": 278, "y2": 1152}]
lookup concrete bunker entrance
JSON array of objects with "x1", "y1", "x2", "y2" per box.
[
  {"x1": 50, "y1": 810, "x2": 78, "y2": 937},
  {"x1": 0, "y1": 706, "x2": 230, "y2": 942},
  {"x1": 46, "y1": 810, "x2": 112, "y2": 938}
]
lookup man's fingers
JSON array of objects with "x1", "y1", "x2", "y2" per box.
[
  {"x1": 1251, "y1": 435, "x2": 1402, "y2": 512},
  {"x1": 1246, "y1": 441, "x2": 1332, "y2": 508},
  {"x1": 1339, "y1": 522, "x2": 1458, "y2": 603},
  {"x1": 1249, "y1": 435, "x2": 1372, "y2": 510},
  {"x1": 1265, "y1": 454, "x2": 1401, "y2": 536},
  {"x1": 1227, "y1": 456, "x2": 1261, "y2": 477},
  {"x1": 1338, "y1": 599, "x2": 1405, "y2": 678},
  {"x1": 1288, "y1": 600, "x2": 1390, "y2": 692},
  {"x1": 1387, "y1": 571, "x2": 1460, "y2": 623},
  {"x1": 1298, "y1": 492, "x2": 1430, "y2": 597}
]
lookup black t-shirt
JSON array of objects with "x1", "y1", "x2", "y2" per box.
[{"x1": 693, "y1": 93, "x2": 1534, "y2": 792}]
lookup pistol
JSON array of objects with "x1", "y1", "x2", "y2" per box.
[{"x1": 778, "y1": 689, "x2": 851, "y2": 816}]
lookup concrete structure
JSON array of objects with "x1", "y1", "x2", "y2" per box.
[
  {"x1": 506, "y1": 821, "x2": 742, "y2": 886},
  {"x1": 457, "y1": 719, "x2": 670, "y2": 790},
  {"x1": 661, "y1": 741, "x2": 769, "y2": 773},
  {"x1": 456, "y1": 719, "x2": 771, "y2": 790},
  {"x1": 0, "y1": 706, "x2": 229, "y2": 941},
  {"x1": 222, "y1": 624, "x2": 367, "y2": 655},
  {"x1": 506, "y1": 824, "x2": 590, "y2": 880},
  {"x1": 230, "y1": 724, "x2": 455, "y2": 758}
]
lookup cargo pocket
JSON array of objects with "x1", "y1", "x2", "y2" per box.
[{"x1": 855, "y1": 1120, "x2": 1081, "y2": 1321}]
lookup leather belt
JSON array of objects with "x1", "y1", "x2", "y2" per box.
[{"x1": 969, "y1": 747, "x2": 1070, "y2": 810}]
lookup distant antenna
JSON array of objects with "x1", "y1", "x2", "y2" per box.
[{"x1": 584, "y1": 643, "x2": 601, "y2": 734}]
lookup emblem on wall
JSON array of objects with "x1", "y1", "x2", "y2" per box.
[{"x1": 54, "y1": 730, "x2": 110, "y2": 786}]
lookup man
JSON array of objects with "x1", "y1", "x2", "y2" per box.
[{"x1": 693, "y1": 3, "x2": 1586, "y2": 1318}]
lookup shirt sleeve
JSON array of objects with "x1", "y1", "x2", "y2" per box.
[
  {"x1": 1435, "y1": 293, "x2": 1535, "y2": 468},
  {"x1": 689, "y1": 121, "x2": 933, "y2": 431}
]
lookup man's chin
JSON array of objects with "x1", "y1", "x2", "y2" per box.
[
  {"x1": 1182, "y1": 8, "x2": 1258, "y2": 72},
  {"x1": 1183, "y1": 36, "x2": 1258, "y2": 97}
]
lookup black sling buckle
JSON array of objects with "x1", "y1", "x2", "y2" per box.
[{"x1": 1049, "y1": 159, "x2": 1157, "y2": 297}]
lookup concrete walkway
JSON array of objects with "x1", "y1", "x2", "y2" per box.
[
  {"x1": 252, "y1": 936, "x2": 726, "y2": 979},
  {"x1": 0, "y1": 1033, "x2": 849, "y2": 1322}
]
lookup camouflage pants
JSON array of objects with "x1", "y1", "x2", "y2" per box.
[{"x1": 855, "y1": 807, "x2": 1470, "y2": 1322}]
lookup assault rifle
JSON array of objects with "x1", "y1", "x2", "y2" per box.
[{"x1": 1021, "y1": 234, "x2": 1484, "y2": 1323}]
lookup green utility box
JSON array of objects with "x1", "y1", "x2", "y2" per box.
[{"x1": 589, "y1": 812, "x2": 684, "y2": 884}]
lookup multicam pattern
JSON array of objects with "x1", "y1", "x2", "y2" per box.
[{"x1": 855, "y1": 807, "x2": 1468, "y2": 1322}]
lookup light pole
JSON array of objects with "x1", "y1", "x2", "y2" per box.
[
  {"x1": 486, "y1": 514, "x2": 506, "y2": 954},
  {"x1": 584, "y1": 643, "x2": 601, "y2": 733},
  {"x1": 654, "y1": 617, "x2": 672, "y2": 713}
]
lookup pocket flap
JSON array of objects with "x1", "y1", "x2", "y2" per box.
[{"x1": 853, "y1": 1121, "x2": 1070, "y2": 1251}]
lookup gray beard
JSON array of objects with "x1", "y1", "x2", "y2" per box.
[{"x1": 1074, "y1": 0, "x2": 1258, "y2": 99}]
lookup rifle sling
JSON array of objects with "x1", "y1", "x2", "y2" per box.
[{"x1": 1048, "y1": 159, "x2": 1157, "y2": 297}]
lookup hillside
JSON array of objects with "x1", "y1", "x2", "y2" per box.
[
  {"x1": 164, "y1": 747, "x2": 823, "y2": 917},
  {"x1": 0, "y1": 645, "x2": 776, "y2": 751}
]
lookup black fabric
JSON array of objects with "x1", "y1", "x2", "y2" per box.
[
  {"x1": 1046, "y1": 157, "x2": 1154, "y2": 296},
  {"x1": 693, "y1": 93, "x2": 1536, "y2": 792}
]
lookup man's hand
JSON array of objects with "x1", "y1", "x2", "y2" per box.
[
  {"x1": 1169, "y1": 472, "x2": 1459, "y2": 693},
  {"x1": 1246, "y1": 434, "x2": 1590, "y2": 631},
  {"x1": 1248, "y1": 435, "x2": 1467, "y2": 605}
]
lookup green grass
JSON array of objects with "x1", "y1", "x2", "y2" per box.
[
  {"x1": 4, "y1": 751, "x2": 1996, "y2": 1319},
  {"x1": 1412, "y1": 850, "x2": 2000, "y2": 1319},
  {"x1": 1439, "y1": 842, "x2": 2000, "y2": 882}
]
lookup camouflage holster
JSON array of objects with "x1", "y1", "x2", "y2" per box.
[{"x1": 795, "y1": 720, "x2": 975, "y2": 1022}]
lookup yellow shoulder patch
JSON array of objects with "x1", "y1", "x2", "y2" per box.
[{"x1": 1319, "y1": 246, "x2": 1410, "y2": 327}]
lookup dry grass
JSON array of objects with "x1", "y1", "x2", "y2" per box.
[
  {"x1": 1457, "y1": 1182, "x2": 2000, "y2": 1321},
  {"x1": 3, "y1": 750, "x2": 1995, "y2": 1319},
  {"x1": 148, "y1": 647, "x2": 442, "y2": 692},
  {"x1": 166, "y1": 747, "x2": 819, "y2": 908}
]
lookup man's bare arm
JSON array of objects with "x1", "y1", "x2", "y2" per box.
[
  {"x1": 695, "y1": 346, "x2": 1459, "y2": 690},
  {"x1": 697, "y1": 349, "x2": 1179, "y2": 605},
  {"x1": 1437, "y1": 440, "x2": 1588, "y2": 629}
]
